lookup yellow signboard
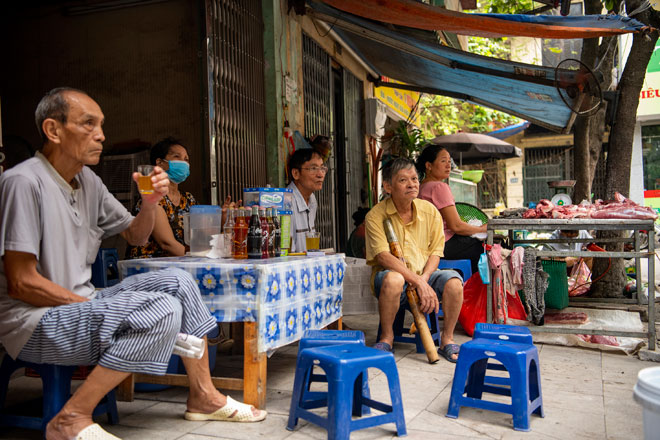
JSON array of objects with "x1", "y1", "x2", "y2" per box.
[{"x1": 375, "y1": 78, "x2": 421, "y2": 126}]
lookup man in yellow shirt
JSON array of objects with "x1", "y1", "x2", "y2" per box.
[{"x1": 365, "y1": 158, "x2": 463, "y2": 362}]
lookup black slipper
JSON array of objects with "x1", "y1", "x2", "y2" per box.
[{"x1": 439, "y1": 343, "x2": 460, "y2": 363}]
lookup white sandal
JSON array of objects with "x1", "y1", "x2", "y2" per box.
[
  {"x1": 75, "y1": 423, "x2": 121, "y2": 440},
  {"x1": 184, "y1": 396, "x2": 267, "y2": 422}
]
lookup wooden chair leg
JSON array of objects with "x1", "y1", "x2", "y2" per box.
[{"x1": 116, "y1": 374, "x2": 135, "y2": 402}]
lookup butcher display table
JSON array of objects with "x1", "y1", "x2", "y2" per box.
[
  {"x1": 486, "y1": 218, "x2": 656, "y2": 349},
  {"x1": 115, "y1": 254, "x2": 345, "y2": 408}
]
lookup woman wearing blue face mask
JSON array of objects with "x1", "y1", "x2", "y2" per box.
[{"x1": 127, "y1": 137, "x2": 195, "y2": 258}]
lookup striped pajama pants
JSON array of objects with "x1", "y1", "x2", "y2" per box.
[{"x1": 18, "y1": 268, "x2": 217, "y2": 375}]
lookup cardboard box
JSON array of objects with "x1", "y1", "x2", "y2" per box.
[{"x1": 243, "y1": 187, "x2": 293, "y2": 210}]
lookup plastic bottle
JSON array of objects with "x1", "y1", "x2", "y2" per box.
[
  {"x1": 233, "y1": 208, "x2": 248, "y2": 259},
  {"x1": 223, "y1": 208, "x2": 234, "y2": 257},
  {"x1": 272, "y1": 209, "x2": 282, "y2": 257},
  {"x1": 493, "y1": 202, "x2": 506, "y2": 217},
  {"x1": 247, "y1": 206, "x2": 262, "y2": 259},
  {"x1": 260, "y1": 208, "x2": 269, "y2": 259},
  {"x1": 266, "y1": 208, "x2": 275, "y2": 258}
]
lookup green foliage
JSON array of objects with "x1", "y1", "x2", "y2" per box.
[
  {"x1": 390, "y1": 120, "x2": 427, "y2": 160},
  {"x1": 419, "y1": 93, "x2": 520, "y2": 138},
  {"x1": 478, "y1": 0, "x2": 534, "y2": 14},
  {"x1": 468, "y1": 36, "x2": 510, "y2": 59}
]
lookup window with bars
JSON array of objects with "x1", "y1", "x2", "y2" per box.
[
  {"x1": 523, "y1": 146, "x2": 573, "y2": 205},
  {"x1": 302, "y1": 33, "x2": 336, "y2": 250},
  {"x1": 207, "y1": 0, "x2": 268, "y2": 203}
]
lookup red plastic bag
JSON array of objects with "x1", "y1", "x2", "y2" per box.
[
  {"x1": 458, "y1": 273, "x2": 527, "y2": 337},
  {"x1": 506, "y1": 288, "x2": 527, "y2": 322},
  {"x1": 568, "y1": 258, "x2": 591, "y2": 296},
  {"x1": 459, "y1": 273, "x2": 488, "y2": 336}
]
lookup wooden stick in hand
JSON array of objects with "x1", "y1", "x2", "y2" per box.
[{"x1": 383, "y1": 218, "x2": 440, "y2": 364}]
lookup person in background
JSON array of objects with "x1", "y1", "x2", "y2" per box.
[
  {"x1": 0, "y1": 88, "x2": 266, "y2": 440},
  {"x1": 286, "y1": 139, "x2": 329, "y2": 253},
  {"x1": 346, "y1": 207, "x2": 369, "y2": 258},
  {"x1": 416, "y1": 145, "x2": 487, "y2": 275},
  {"x1": 365, "y1": 158, "x2": 463, "y2": 362},
  {"x1": 127, "y1": 137, "x2": 194, "y2": 258},
  {"x1": 547, "y1": 229, "x2": 594, "y2": 269}
]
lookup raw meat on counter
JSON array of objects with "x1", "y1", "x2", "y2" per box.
[
  {"x1": 523, "y1": 192, "x2": 658, "y2": 220},
  {"x1": 578, "y1": 334, "x2": 620, "y2": 346},
  {"x1": 544, "y1": 311, "x2": 589, "y2": 325}
]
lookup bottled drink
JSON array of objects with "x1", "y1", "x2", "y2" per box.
[
  {"x1": 247, "y1": 206, "x2": 262, "y2": 259},
  {"x1": 271, "y1": 209, "x2": 282, "y2": 257},
  {"x1": 223, "y1": 208, "x2": 234, "y2": 257},
  {"x1": 233, "y1": 208, "x2": 248, "y2": 259},
  {"x1": 266, "y1": 208, "x2": 275, "y2": 258},
  {"x1": 260, "y1": 208, "x2": 269, "y2": 259}
]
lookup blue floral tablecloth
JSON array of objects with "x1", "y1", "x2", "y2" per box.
[{"x1": 118, "y1": 255, "x2": 345, "y2": 352}]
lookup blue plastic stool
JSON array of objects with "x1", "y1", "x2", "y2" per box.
[
  {"x1": 297, "y1": 330, "x2": 371, "y2": 416},
  {"x1": 287, "y1": 344, "x2": 406, "y2": 439},
  {"x1": 91, "y1": 248, "x2": 119, "y2": 288},
  {"x1": 0, "y1": 356, "x2": 118, "y2": 432},
  {"x1": 471, "y1": 324, "x2": 534, "y2": 395},
  {"x1": 377, "y1": 259, "x2": 471, "y2": 354},
  {"x1": 438, "y1": 259, "x2": 472, "y2": 281},
  {"x1": 298, "y1": 330, "x2": 365, "y2": 352},
  {"x1": 446, "y1": 338, "x2": 544, "y2": 431},
  {"x1": 474, "y1": 323, "x2": 533, "y2": 344},
  {"x1": 380, "y1": 306, "x2": 443, "y2": 354}
]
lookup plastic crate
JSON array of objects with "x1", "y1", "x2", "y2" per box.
[{"x1": 541, "y1": 259, "x2": 569, "y2": 310}]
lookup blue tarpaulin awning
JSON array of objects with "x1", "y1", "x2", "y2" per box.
[
  {"x1": 487, "y1": 121, "x2": 531, "y2": 139},
  {"x1": 308, "y1": 2, "x2": 592, "y2": 133}
]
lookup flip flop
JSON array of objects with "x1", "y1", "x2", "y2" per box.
[
  {"x1": 184, "y1": 396, "x2": 267, "y2": 422},
  {"x1": 439, "y1": 343, "x2": 460, "y2": 363},
  {"x1": 75, "y1": 423, "x2": 121, "y2": 440},
  {"x1": 373, "y1": 341, "x2": 394, "y2": 353}
]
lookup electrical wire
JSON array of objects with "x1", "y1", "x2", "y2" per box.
[
  {"x1": 405, "y1": 93, "x2": 423, "y2": 126},
  {"x1": 311, "y1": 13, "x2": 339, "y2": 38},
  {"x1": 627, "y1": 0, "x2": 652, "y2": 17}
]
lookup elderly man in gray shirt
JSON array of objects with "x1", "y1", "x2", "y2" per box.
[{"x1": 0, "y1": 88, "x2": 265, "y2": 440}]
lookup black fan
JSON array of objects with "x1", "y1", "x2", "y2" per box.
[{"x1": 554, "y1": 58, "x2": 603, "y2": 116}]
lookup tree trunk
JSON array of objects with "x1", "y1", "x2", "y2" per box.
[
  {"x1": 590, "y1": 2, "x2": 659, "y2": 298},
  {"x1": 573, "y1": 0, "x2": 612, "y2": 203},
  {"x1": 573, "y1": 106, "x2": 607, "y2": 203}
]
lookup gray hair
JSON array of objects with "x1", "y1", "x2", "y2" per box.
[
  {"x1": 382, "y1": 158, "x2": 417, "y2": 183},
  {"x1": 35, "y1": 87, "x2": 88, "y2": 146}
]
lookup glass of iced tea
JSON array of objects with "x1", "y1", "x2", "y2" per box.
[
  {"x1": 305, "y1": 230, "x2": 320, "y2": 251},
  {"x1": 137, "y1": 165, "x2": 155, "y2": 195}
]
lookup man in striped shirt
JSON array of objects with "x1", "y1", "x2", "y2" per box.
[{"x1": 0, "y1": 88, "x2": 265, "y2": 440}]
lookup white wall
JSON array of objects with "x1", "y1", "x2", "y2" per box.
[
  {"x1": 505, "y1": 157, "x2": 525, "y2": 208},
  {"x1": 631, "y1": 123, "x2": 645, "y2": 204}
]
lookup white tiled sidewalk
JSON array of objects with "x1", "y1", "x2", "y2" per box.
[{"x1": 2, "y1": 313, "x2": 654, "y2": 439}]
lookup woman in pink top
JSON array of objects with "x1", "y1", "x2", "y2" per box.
[{"x1": 417, "y1": 145, "x2": 487, "y2": 275}]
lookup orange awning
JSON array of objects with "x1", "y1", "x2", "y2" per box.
[{"x1": 317, "y1": 0, "x2": 648, "y2": 39}]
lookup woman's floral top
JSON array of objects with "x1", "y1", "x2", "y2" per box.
[{"x1": 126, "y1": 192, "x2": 196, "y2": 259}]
